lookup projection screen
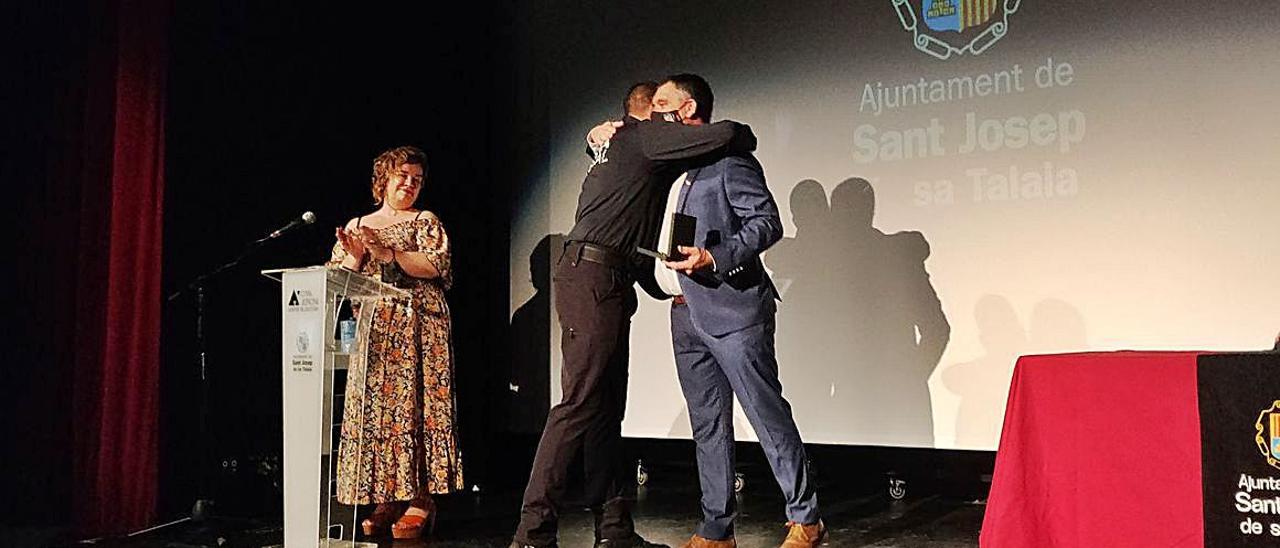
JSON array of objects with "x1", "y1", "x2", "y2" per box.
[{"x1": 508, "y1": 0, "x2": 1280, "y2": 450}]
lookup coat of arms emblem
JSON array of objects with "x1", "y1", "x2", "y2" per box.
[
  {"x1": 1257, "y1": 401, "x2": 1280, "y2": 470},
  {"x1": 892, "y1": 0, "x2": 1022, "y2": 60}
]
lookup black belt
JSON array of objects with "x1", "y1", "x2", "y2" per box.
[{"x1": 565, "y1": 240, "x2": 629, "y2": 270}]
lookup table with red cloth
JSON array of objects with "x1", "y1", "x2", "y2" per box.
[{"x1": 980, "y1": 351, "x2": 1205, "y2": 548}]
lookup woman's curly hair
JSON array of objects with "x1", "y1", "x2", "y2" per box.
[{"x1": 370, "y1": 146, "x2": 428, "y2": 204}]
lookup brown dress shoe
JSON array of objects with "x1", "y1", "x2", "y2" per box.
[
  {"x1": 679, "y1": 534, "x2": 737, "y2": 548},
  {"x1": 779, "y1": 520, "x2": 826, "y2": 548}
]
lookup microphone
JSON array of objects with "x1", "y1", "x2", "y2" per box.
[{"x1": 267, "y1": 211, "x2": 317, "y2": 239}]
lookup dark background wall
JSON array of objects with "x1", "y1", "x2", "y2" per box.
[
  {"x1": 159, "y1": 1, "x2": 539, "y2": 518},
  {"x1": 5, "y1": 0, "x2": 542, "y2": 527},
  {"x1": 4, "y1": 0, "x2": 95, "y2": 528}
]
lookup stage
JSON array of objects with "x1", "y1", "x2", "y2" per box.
[
  {"x1": 8, "y1": 1, "x2": 1279, "y2": 547},
  {"x1": 39, "y1": 481, "x2": 982, "y2": 548}
]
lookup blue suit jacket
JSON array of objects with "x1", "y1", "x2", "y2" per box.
[{"x1": 675, "y1": 153, "x2": 783, "y2": 337}]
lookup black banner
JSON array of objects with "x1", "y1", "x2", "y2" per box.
[{"x1": 1199, "y1": 352, "x2": 1280, "y2": 546}]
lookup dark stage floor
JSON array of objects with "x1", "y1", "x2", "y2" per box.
[{"x1": 43, "y1": 480, "x2": 984, "y2": 548}]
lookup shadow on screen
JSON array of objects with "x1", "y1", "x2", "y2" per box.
[
  {"x1": 941, "y1": 295, "x2": 1023, "y2": 449},
  {"x1": 941, "y1": 295, "x2": 1086, "y2": 448},
  {"x1": 507, "y1": 233, "x2": 563, "y2": 435},
  {"x1": 767, "y1": 177, "x2": 949, "y2": 447}
]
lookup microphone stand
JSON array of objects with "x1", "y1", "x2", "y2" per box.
[
  {"x1": 143, "y1": 224, "x2": 308, "y2": 540},
  {"x1": 168, "y1": 231, "x2": 277, "y2": 303}
]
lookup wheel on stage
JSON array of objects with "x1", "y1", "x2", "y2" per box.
[
  {"x1": 734, "y1": 473, "x2": 745, "y2": 493},
  {"x1": 888, "y1": 477, "x2": 907, "y2": 500},
  {"x1": 636, "y1": 461, "x2": 649, "y2": 486}
]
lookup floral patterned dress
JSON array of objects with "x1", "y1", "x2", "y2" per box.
[{"x1": 328, "y1": 211, "x2": 464, "y2": 504}]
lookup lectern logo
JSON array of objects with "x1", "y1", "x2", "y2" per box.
[
  {"x1": 295, "y1": 330, "x2": 310, "y2": 354},
  {"x1": 891, "y1": 0, "x2": 1022, "y2": 60},
  {"x1": 1255, "y1": 401, "x2": 1280, "y2": 470},
  {"x1": 286, "y1": 289, "x2": 320, "y2": 312}
]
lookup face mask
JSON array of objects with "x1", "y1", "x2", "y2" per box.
[{"x1": 651, "y1": 108, "x2": 683, "y2": 124}]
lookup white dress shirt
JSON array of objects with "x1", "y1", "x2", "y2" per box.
[{"x1": 654, "y1": 172, "x2": 689, "y2": 297}]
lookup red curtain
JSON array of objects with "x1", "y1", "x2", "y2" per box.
[{"x1": 72, "y1": 0, "x2": 169, "y2": 536}]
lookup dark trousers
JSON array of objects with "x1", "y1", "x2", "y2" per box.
[
  {"x1": 671, "y1": 302, "x2": 819, "y2": 540},
  {"x1": 515, "y1": 248, "x2": 638, "y2": 546}
]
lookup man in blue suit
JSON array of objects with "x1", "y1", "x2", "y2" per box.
[{"x1": 651, "y1": 74, "x2": 825, "y2": 548}]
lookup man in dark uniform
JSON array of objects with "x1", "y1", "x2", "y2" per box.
[{"x1": 511, "y1": 83, "x2": 757, "y2": 548}]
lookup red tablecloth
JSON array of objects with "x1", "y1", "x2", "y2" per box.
[{"x1": 980, "y1": 352, "x2": 1205, "y2": 548}]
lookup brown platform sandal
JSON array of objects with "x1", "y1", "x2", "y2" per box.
[
  {"x1": 391, "y1": 497, "x2": 437, "y2": 539},
  {"x1": 360, "y1": 502, "x2": 405, "y2": 537}
]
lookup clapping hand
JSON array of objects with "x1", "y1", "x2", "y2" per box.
[
  {"x1": 347, "y1": 226, "x2": 393, "y2": 262},
  {"x1": 352, "y1": 226, "x2": 379, "y2": 245},
  {"x1": 336, "y1": 227, "x2": 366, "y2": 259}
]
